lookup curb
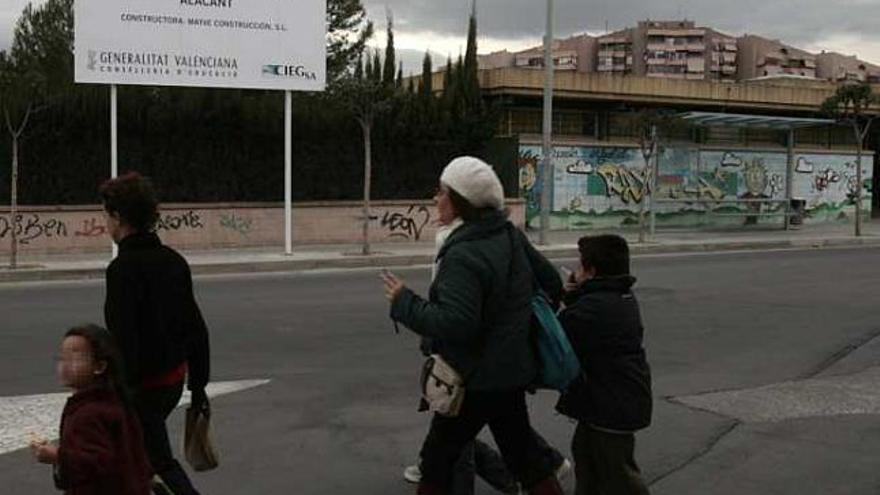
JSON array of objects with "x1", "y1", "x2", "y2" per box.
[{"x1": 1, "y1": 237, "x2": 879, "y2": 284}]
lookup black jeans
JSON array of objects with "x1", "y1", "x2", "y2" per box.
[
  {"x1": 136, "y1": 382, "x2": 200, "y2": 495},
  {"x1": 571, "y1": 423, "x2": 649, "y2": 495},
  {"x1": 452, "y1": 430, "x2": 565, "y2": 495},
  {"x1": 420, "y1": 389, "x2": 555, "y2": 491}
]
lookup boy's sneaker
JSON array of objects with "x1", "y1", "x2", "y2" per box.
[
  {"x1": 151, "y1": 475, "x2": 176, "y2": 495},
  {"x1": 403, "y1": 464, "x2": 422, "y2": 484}
]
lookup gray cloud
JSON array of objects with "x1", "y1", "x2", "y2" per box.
[
  {"x1": 364, "y1": 0, "x2": 880, "y2": 51},
  {"x1": 2, "y1": 1, "x2": 878, "y2": 57}
]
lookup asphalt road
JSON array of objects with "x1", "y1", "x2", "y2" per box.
[{"x1": 1, "y1": 246, "x2": 879, "y2": 494}]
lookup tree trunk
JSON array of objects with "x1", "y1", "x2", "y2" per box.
[
  {"x1": 638, "y1": 155, "x2": 648, "y2": 244},
  {"x1": 361, "y1": 121, "x2": 372, "y2": 256},
  {"x1": 10, "y1": 133, "x2": 18, "y2": 269},
  {"x1": 638, "y1": 125, "x2": 657, "y2": 243},
  {"x1": 855, "y1": 130, "x2": 863, "y2": 237}
]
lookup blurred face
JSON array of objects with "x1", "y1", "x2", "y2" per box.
[
  {"x1": 57, "y1": 336, "x2": 106, "y2": 390},
  {"x1": 434, "y1": 183, "x2": 458, "y2": 226}
]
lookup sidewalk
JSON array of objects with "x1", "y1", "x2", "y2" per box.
[{"x1": 1, "y1": 222, "x2": 879, "y2": 283}]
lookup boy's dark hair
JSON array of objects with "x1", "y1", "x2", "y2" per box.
[
  {"x1": 65, "y1": 324, "x2": 132, "y2": 406},
  {"x1": 99, "y1": 172, "x2": 159, "y2": 232},
  {"x1": 577, "y1": 234, "x2": 631, "y2": 277}
]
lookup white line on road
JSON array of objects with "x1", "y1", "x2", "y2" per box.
[{"x1": 0, "y1": 379, "x2": 270, "y2": 456}]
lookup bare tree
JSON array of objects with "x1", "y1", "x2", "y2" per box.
[
  {"x1": 821, "y1": 82, "x2": 879, "y2": 236},
  {"x1": 0, "y1": 52, "x2": 48, "y2": 268},
  {"x1": 332, "y1": 53, "x2": 393, "y2": 255},
  {"x1": 623, "y1": 109, "x2": 688, "y2": 242}
]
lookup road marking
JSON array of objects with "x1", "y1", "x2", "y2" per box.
[
  {"x1": 0, "y1": 379, "x2": 270, "y2": 456},
  {"x1": 674, "y1": 366, "x2": 880, "y2": 422}
]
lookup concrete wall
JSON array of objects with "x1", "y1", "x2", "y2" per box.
[
  {"x1": 0, "y1": 200, "x2": 527, "y2": 255},
  {"x1": 472, "y1": 68, "x2": 860, "y2": 114}
]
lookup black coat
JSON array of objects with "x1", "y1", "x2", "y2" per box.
[
  {"x1": 104, "y1": 232, "x2": 210, "y2": 391},
  {"x1": 555, "y1": 276, "x2": 652, "y2": 432},
  {"x1": 391, "y1": 212, "x2": 561, "y2": 391}
]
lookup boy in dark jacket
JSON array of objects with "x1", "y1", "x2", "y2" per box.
[{"x1": 556, "y1": 235, "x2": 652, "y2": 495}]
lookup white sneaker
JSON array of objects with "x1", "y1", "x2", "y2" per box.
[
  {"x1": 556, "y1": 458, "x2": 573, "y2": 481},
  {"x1": 403, "y1": 464, "x2": 422, "y2": 484}
]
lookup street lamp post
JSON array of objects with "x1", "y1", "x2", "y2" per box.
[{"x1": 539, "y1": 0, "x2": 554, "y2": 245}]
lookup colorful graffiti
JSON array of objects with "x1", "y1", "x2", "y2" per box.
[
  {"x1": 793, "y1": 153, "x2": 872, "y2": 222},
  {"x1": 520, "y1": 144, "x2": 873, "y2": 229}
]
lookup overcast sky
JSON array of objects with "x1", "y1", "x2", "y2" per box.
[
  {"x1": 363, "y1": 0, "x2": 880, "y2": 68},
  {"x1": 3, "y1": 0, "x2": 880, "y2": 70}
]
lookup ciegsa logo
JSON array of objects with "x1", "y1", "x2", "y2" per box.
[{"x1": 262, "y1": 64, "x2": 317, "y2": 80}]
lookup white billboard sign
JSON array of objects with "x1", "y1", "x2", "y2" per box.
[{"x1": 75, "y1": 0, "x2": 326, "y2": 91}]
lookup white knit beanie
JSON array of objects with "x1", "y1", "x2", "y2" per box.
[{"x1": 439, "y1": 156, "x2": 505, "y2": 210}]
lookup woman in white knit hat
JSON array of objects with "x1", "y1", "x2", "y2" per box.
[{"x1": 382, "y1": 156, "x2": 565, "y2": 495}]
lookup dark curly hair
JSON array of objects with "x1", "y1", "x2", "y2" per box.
[{"x1": 99, "y1": 172, "x2": 159, "y2": 232}]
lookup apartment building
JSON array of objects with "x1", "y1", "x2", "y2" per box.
[
  {"x1": 479, "y1": 34, "x2": 596, "y2": 73},
  {"x1": 596, "y1": 29, "x2": 634, "y2": 75},
  {"x1": 816, "y1": 52, "x2": 880, "y2": 83},
  {"x1": 738, "y1": 35, "x2": 817, "y2": 79},
  {"x1": 477, "y1": 19, "x2": 878, "y2": 84}
]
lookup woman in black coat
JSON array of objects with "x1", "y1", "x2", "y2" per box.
[{"x1": 101, "y1": 172, "x2": 210, "y2": 495}]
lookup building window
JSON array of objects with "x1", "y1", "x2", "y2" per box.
[
  {"x1": 509, "y1": 109, "x2": 542, "y2": 135},
  {"x1": 506, "y1": 110, "x2": 597, "y2": 138}
]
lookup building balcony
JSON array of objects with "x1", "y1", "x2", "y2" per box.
[
  {"x1": 647, "y1": 28, "x2": 705, "y2": 37},
  {"x1": 599, "y1": 37, "x2": 630, "y2": 45},
  {"x1": 598, "y1": 50, "x2": 630, "y2": 58},
  {"x1": 648, "y1": 58, "x2": 688, "y2": 66}
]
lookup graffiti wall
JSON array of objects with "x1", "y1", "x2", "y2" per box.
[
  {"x1": 520, "y1": 144, "x2": 873, "y2": 229},
  {"x1": 520, "y1": 145, "x2": 649, "y2": 230},
  {"x1": 0, "y1": 201, "x2": 527, "y2": 255},
  {"x1": 793, "y1": 154, "x2": 872, "y2": 222}
]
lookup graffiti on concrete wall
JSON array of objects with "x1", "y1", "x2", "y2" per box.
[
  {"x1": 73, "y1": 218, "x2": 107, "y2": 238},
  {"x1": 219, "y1": 212, "x2": 253, "y2": 238},
  {"x1": 0, "y1": 210, "x2": 209, "y2": 247},
  {"x1": 0, "y1": 214, "x2": 69, "y2": 244},
  {"x1": 377, "y1": 205, "x2": 432, "y2": 241},
  {"x1": 156, "y1": 211, "x2": 203, "y2": 231},
  {"x1": 520, "y1": 144, "x2": 874, "y2": 229}
]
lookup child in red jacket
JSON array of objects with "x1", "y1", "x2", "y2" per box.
[{"x1": 31, "y1": 324, "x2": 152, "y2": 495}]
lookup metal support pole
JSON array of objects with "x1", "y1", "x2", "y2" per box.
[
  {"x1": 111, "y1": 84, "x2": 118, "y2": 259},
  {"x1": 855, "y1": 124, "x2": 863, "y2": 237},
  {"x1": 785, "y1": 129, "x2": 794, "y2": 230},
  {"x1": 539, "y1": 0, "x2": 554, "y2": 244},
  {"x1": 285, "y1": 90, "x2": 293, "y2": 255},
  {"x1": 650, "y1": 133, "x2": 659, "y2": 237}
]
